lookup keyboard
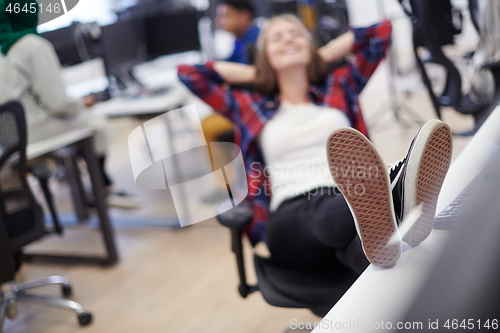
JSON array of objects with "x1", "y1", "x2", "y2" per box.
[{"x1": 433, "y1": 174, "x2": 482, "y2": 230}]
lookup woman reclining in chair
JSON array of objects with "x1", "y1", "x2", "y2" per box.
[{"x1": 178, "y1": 15, "x2": 452, "y2": 273}]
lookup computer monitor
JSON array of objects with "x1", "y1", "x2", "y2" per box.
[
  {"x1": 144, "y1": 10, "x2": 201, "y2": 59},
  {"x1": 270, "y1": 0, "x2": 298, "y2": 15},
  {"x1": 123, "y1": 0, "x2": 163, "y2": 19},
  {"x1": 40, "y1": 24, "x2": 81, "y2": 67},
  {"x1": 100, "y1": 19, "x2": 145, "y2": 77}
]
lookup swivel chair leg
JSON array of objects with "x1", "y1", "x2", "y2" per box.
[
  {"x1": 15, "y1": 293, "x2": 89, "y2": 319},
  {"x1": 0, "y1": 276, "x2": 93, "y2": 329},
  {"x1": 11, "y1": 276, "x2": 71, "y2": 296}
]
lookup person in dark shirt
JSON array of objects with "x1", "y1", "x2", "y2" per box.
[{"x1": 216, "y1": 0, "x2": 260, "y2": 64}]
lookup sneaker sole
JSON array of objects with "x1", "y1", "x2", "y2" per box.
[
  {"x1": 327, "y1": 128, "x2": 401, "y2": 267},
  {"x1": 403, "y1": 120, "x2": 452, "y2": 246}
]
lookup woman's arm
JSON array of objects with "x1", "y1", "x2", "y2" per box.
[
  {"x1": 351, "y1": 19, "x2": 392, "y2": 55},
  {"x1": 178, "y1": 61, "x2": 256, "y2": 122},
  {"x1": 212, "y1": 61, "x2": 256, "y2": 85},
  {"x1": 332, "y1": 19, "x2": 392, "y2": 96},
  {"x1": 318, "y1": 30, "x2": 355, "y2": 64}
]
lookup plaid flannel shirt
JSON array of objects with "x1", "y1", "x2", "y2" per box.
[{"x1": 178, "y1": 19, "x2": 392, "y2": 246}]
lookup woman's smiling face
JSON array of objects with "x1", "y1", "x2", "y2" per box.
[{"x1": 265, "y1": 18, "x2": 312, "y2": 72}]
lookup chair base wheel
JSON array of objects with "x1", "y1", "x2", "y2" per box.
[{"x1": 78, "y1": 312, "x2": 92, "y2": 326}]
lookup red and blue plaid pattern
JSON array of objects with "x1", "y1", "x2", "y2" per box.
[{"x1": 178, "y1": 19, "x2": 392, "y2": 245}]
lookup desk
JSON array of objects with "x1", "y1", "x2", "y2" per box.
[
  {"x1": 313, "y1": 106, "x2": 500, "y2": 332},
  {"x1": 63, "y1": 51, "x2": 200, "y2": 100},
  {"x1": 26, "y1": 128, "x2": 93, "y2": 160},
  {"x1": 23, "y1": 128, "x2": 119, "y2": 266},
  {"x1": 90, "y1": 87, "x2": 188, "y2": 118}
]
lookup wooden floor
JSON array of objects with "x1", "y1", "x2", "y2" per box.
[{"x1": 2, "y1": 56, "x2": 475, "y2": 333}]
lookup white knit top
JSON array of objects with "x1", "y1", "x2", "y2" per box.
[{"x1": 258, "y1": 101, "x2": 350, "y2": 211}]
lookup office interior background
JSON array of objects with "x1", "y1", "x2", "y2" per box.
[{"x1": 1, "y1": 0, "x2": 499, "y2": 332}]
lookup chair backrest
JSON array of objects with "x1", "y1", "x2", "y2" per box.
[
  {"x1": 409, "y1": 0, "x2": 463, "y2": 97},
  {"x1": 0, "y1": 101, "x2": 27, "y2": 179},
  {"x1": 404, "y1": 0, "x2": 461, "y2": 47},
  {"x1": 401, "y1": 0, "x2": 486, "y2": 114},
  {"x1": 314, "y1": 0, "x2": 349, "y2": 47},
  {"x1": 0, "y1": 101, "x2": 46, "y2": 253}
]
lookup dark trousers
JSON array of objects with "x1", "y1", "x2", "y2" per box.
[{"x1": 266, "y1": 187, "x2": 369, "y2": 274}]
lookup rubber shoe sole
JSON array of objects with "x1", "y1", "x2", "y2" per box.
[
  {"x1": 327, "y1": 128, "x2": 401, "y2": 268},
  {"x1": 402, "y1": 120, "x2": 452, "y2": 246}
]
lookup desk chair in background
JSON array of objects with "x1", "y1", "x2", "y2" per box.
[
  {"x1": 401, "y1": 0, "x2": 500, "y2": 129},
  {"x1": 0, "y1": 101, "x2": 92, "y2": 330},
  {"x1": 216, "y1": 201, "x2": 359, "y2": 317}
]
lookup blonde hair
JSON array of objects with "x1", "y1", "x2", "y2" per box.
[{"x1": 253, "y1": 14, "x2": 328, "y2": 95}]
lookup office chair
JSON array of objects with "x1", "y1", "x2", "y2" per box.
[
  {"x1": 216, "y1": 201, "x2": 360, "y2": 317},
  {"x1": 400, "y1": 0, "x2": 495, "y2": 120},
  {"x1": 0, "y1": 101, "x2": 92, "y2": 330},
  {"x1": 468, "y1": 0, "x2": 480, "y2": 33}
]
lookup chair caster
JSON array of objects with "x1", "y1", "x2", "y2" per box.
[
  {"x1": 78, "y1": 312, "x2": 92, "y2": 326},
  {"x1": 62, "y1": 285, "x2": 72, "y2": 297}
]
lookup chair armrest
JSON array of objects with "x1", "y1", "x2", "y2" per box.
[{"x1": 216, "y1": 200, "x2": 254, "y2": 229}]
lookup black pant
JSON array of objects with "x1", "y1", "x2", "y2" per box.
[{"x1": 265, "y1": 187, "x2": 369, "y2": 274}]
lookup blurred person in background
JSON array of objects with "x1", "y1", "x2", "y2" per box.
[
  {"x1": 0, "y1": 0, "x2": 139, "y2": 208},
  {"x1": 216, "y1": 0, "x2": 260, "y2": 64}
]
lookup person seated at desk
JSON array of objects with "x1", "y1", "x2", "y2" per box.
[
  {"x1": 179, "y1": 15, "x2": 453, "y2": 273},
  {"x1": 0, "y1": 1, "x2": 138, "y2": 208}
]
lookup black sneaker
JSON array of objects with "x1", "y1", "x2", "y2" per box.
[
  {"x1": 389, "y1": 157, "x2": 406, "y2": 224},
  {"x1": 390, "y1": 120, "x2": 453, "y2": 246}
]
